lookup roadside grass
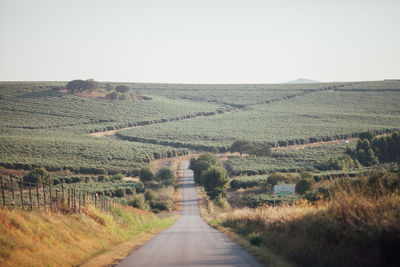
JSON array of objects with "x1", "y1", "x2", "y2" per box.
[
  {"x1": 222, "y1": 172, "x2": 400, "y2": 267},
  {"x1": 0, "y1": 204, "x2": 178, "y2": 267},
  {"x1": 196, "y1": 186, "x2": 295, "y2": 267}
]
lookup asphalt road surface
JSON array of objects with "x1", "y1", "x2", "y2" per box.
[{"x1": 117, "y1": 160, "x2": 262, "y2": 267}]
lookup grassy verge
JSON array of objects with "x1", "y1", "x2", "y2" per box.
[
  {"x1": 0, "y1": 205, "x2": 178, "y2": 267},
  {"x1": 221, "y1": 171, "x2": 400, "y2": 267},
  {"x1": 196, "y1": 186, "x2": 294, "y2": 267}
]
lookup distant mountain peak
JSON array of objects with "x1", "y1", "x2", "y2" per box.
[{"x1": 286, "y1": 78, "x2": 320, "y2": 84}]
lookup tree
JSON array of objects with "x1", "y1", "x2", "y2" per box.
[
  {"x1": 248, "y1": 143, "x2": 272, "y2": 157},
  {"x1": 115, "y1": 85, "x2": 130, "y2": 93},
  {"x1": 230, "y1": 140, "x2": 254, "y2": 155},
  {"x1": 139, "y1": 166, "x2": 154, "y2": 182},
  {"x1": 65, "y1": 79, "x2": 99, "y2": 93},
  {"x1": 23, "y1": 167, "x2": 51, "y2": 185},
  {"x1": 200, "y1": 166, "x2": 229, "y2": 200},
  {"x1": 189, "y1": 154, "x2": 222, "y2": 184},
  {"x1": 267, "y1": 172, "x2": 292, "y2": 186},
  {"x1": 230, "y1": 140, "x2": 272, "y2": 156},
  {"x1": 157, "y1": 166, "x2": 175, "y2": 186}
]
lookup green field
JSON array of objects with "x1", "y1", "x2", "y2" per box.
[
  {"x1": 118, "y1": 84, "x2": 400, "y2": 151},
  {"x1": 1, "y1": 80, "x2": 399, "y2": 175}
]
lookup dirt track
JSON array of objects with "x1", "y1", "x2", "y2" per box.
[{"x1": 117, "y1": 161, "x2": 261, "y2": 267}]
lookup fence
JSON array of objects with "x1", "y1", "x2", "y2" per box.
[{"x1": 0, "y1": 174, "x2": 114, "y2": 213}]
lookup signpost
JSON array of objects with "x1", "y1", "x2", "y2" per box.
[{"x1": 273, "y1": 184, "x2": 295, "y2": 206}]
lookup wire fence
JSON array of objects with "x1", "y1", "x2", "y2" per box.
[{"x1": 0, "y1": 174, "x2": 114, "y2": 213}]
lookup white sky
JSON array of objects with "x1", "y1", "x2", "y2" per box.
[{"x1": 0, "y1": 0, "x2": 399, "y2": 83}]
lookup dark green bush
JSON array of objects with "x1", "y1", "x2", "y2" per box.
[
  {"x1": 114, "y1": 188, "x2": 125, "y2": 197},
  {"x1": 248, "y1": 233, "x2": 263, "y2": 246},
  {"x1": 125, "y1": 188, "x2": 135, "y2": 195},
  {"x1": 140, "y1": 167, "x2": 154, "y2": 182},
  {"x1": 296, "y1": 178, "x2": 315, "y2": 195},
  {"x1": 150, "y1": 201, "x2": 170, "y2": 212}
]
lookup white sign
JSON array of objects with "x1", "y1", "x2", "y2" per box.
[{"x1": 274, "y1": 184, "x2": 295, "y2": 197}]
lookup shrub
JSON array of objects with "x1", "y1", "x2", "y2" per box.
[
  {"x1": 296, "y1": 178, "x2": 315, "y2": 194},
  {"x1": 144, "y1": 190, "x2": 155, "y2": 202},
  {"x1": 248, "y1": 233, "x2": 263, "y2": 246},
  {"x1": 157, "y1": 166, "x2": 175, "y2": 186},
  {"x1": 115, "y1": 85, "x2": 130, "y2": 93},
  {"x1": 114, "y1": 188, "x2": 125, "y2": 197},
  {"x1": 112, "y1": 173, "x2": 124, "y2": 181},
  {"x1": 125, "y1": 188, "x2": 135, "y2": 195},
  {"x1": 189, "y1": 154, "x2": 222, "y2": 184},
  {"x1": 267, "y1": 172, "x2": 290, "y2": 186},
  {"x1": 23, "y1": 167, "x2": 51, "y2": 185},
  {"x1": 140, "y1": 166, "x2": 154, "y2": 182},
  {"x1": 128, "y1": 194, "x2": 150, "y2": 210},
  {"x1": 200, "y1": 166, "x2": 229, "y2": 200},
  {"x1": 150, "y1": 201, "x2": 170, "y2": 212}
]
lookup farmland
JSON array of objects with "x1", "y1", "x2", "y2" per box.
[
  {"x1": 1, "y1": 80, "x2": 400, "y2": 175},
  {"x1": 118, "y1": 86, "x2": 400, "y2": 151}
]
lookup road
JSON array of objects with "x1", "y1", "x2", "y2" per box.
[{"x1": 117, "y1": 160, "x2": 261, "y2": 267}]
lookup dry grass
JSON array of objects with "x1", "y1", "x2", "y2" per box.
[
  {"x1": 222, "y1": 173, "x2": 400, "y2": 266},
  {"x1": 0, "y1": 204, "x2": 178, "y2": 267}
]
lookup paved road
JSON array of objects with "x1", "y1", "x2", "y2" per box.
[{"x1": 117, "y1": 160, "x2": 261, "y2": 267}]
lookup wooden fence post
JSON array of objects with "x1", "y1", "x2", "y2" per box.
[
  {"x1": 36, "y1": 184, "x2": 40, "y2": 210},
  {"x1": 42, "y1": 183, "x2": 46, "y2": 213},
  {"x1": 102, "y1": 192, "x2": 105, "y2": 211},
  {"x1": 73, "y1": 189, "x2": 76, "y2": 212},
  {"x1": 49, "y1": 177, "x2": 52, "y2": 213},
  {"x1": 62, "y1": 179, "x2": 64, "y2": 202},
  {"x1": 67, "y1": 189, "x2": 70, "y2": 209},
  {"x1": 29, "y1": 184, "x2": 33, "y2": 211},
  {"x1": 0, "y1": 175, "x2": 5, "y2": 207},
  {"x1": 78, "y1": 191, "x2": 81, "y2": 214},
  {"x1": 10, "y1": 175, "x2": 15, "y2": 207},
  {"x1": 19, "y1": 178, "x2": 24, "y2": 210},
  {"x1": 56, "y1": 189, "x2": 58, "y2": 212}
]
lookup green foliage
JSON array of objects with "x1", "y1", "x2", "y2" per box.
[
  {"x1": 66, "y1": 79, "x2": 99, "y2": 93},
  {"x1": 157, "y1": 166, "x2": 175, "y2": 186},
  {"x1": 128, "y1": 194, "x2": 150, "y2": 210},
  {"x1": 327, "y1": 155, "x2": 360, "y2": 170},
  {"x1": 144, "y1": 189, "x2": 155, "y2": 202},
  {"x1": 267, "y1": 172, "x2": 293, "y2": 186},
  {"x1": 150, "y1": 201, "x2": 170, "y2": 212},
  {"x1": 247, "y1": 194, "x2": 296, "y2": 207},
  {"x1": 112, "y1": 173, "x2": 124, "y2": 181},
  {"x1": 295, "y1": 178, "x2": 315, "y2": 195},
  {"x1": 114, "y1": 188, "x2": 125, "y2": 197},
  {"x1": 230, "y1": 140, "x2": 272, "y2": 156},
  {"x1": 248, "y1": 233, "x2": 263, "y2": 246},
  {"x1": 345, "y1": 132, "x2": 400, "y2": 166},
  {"x1": 226, "y1": 143, "x2": 352, "y2": 176},
  {"x1": 23, "y1": 167, "x2": 51, "y2": 185},
  {"x1": 230, "y1": 175, "x2": 268, "y2": 190},
  {"x1": 189, "y1": 154, "x2": 222, "y2": 184},
  {"x1": 115, "y1": 85, "x2": 130, "y2": 93},
  {"x1": 139, "y1": 167, "x2": 154, "y2": 182},
  {"x1": 200, "y1": 166, "x2": 229, "y2": 200}
]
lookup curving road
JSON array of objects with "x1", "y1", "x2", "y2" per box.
[{"x1": 117, "y1": 160, "x2": 261, "y2": 267}]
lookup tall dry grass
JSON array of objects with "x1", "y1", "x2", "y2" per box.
[
  {"x1": 0, "y1": 204, "x2": 177, "y2": 266},
  {"x1": 222, "y1": 171, "x2": 400, "y2": 266}
]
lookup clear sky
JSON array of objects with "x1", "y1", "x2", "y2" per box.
[{"x1": 0, "y1": 0, "x2": 399, "y2": 83}]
